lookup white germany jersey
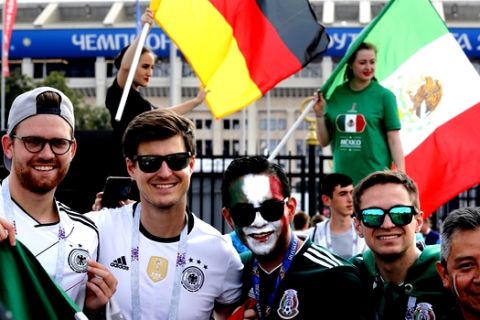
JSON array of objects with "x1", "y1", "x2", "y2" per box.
[
  {"x1": 86, "y1": 204, "x2": 243, "y2": 320},
  {"x1": 2, "y1": 199, "x2": 98, "y2": 307}
]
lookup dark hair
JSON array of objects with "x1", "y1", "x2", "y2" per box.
[
  {"x1": 353, "y1": 170, "x2": 420, "y2": 217},
  {"x1": 440, "y1": 207, "x2": 480, "y2": 265},
  {"x1": 221, "y1": 156, "x2": 291, "y2": 209},
  {"x1": 344, "y1": 42, "x2": 377, "y2": 82},
  {"x1": 310, "y1": 213, "x2": 325, "y2": 227},
  {"x1": 293, "y1": 211, "x2": 310, "y2": 230},
  {"x1": 122, "y1": 109, "x2": 195, "y2": 159},
  {"x1": 321, "y1": 173, "x2": 353, "y2": 198},
  {"x1": 114, "y1": 45, "x2": 154, "y2": 70}
]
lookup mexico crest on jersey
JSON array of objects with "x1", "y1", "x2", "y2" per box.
[
  {"x1": 277, "y1": 289, "x2": 299, "y2": 319},
  {"x1": 413, "y1": 302, "x2": 436, "y2": 320}
]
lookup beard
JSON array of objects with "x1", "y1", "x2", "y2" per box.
[{"x1": 16, "y1": 162, "x2": 69, "y2": 194}]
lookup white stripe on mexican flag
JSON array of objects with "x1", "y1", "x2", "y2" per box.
[{"x1": 322, "y1": 0, "x2": 480, "y2": 216}]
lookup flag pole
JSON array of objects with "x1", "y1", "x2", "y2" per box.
[
  {"x1": 1, "y1": 4, "x2": 6, "y2": 131},
  {"x1": 115, "y1": 22, "x2": 150, "y2": 122},
  {"x1": 268, "y1": 99, "x2": 315, "y2": 161}
]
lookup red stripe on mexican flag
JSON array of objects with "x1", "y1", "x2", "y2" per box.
[{"x1": 322, "y1": 0, "x2": 480, "y2": 216}]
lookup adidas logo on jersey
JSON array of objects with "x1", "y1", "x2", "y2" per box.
[{"x1": 110, "y1": 256, "x2": 129, "y2": 270}]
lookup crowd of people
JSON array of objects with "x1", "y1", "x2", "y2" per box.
[
  {"x1": 0, "y1": 85, "x2": 477, "y2": 319},
  {"x1": 0, "y1": 10, "x2": 478, "y2": 320}
]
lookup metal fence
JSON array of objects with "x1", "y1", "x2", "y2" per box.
[
  {"x1": 1, "y1": 131, "x2": 478, "y2": 234},
  {"x1": 187, "y1": 153, "x2": 480, "y2": 234}
]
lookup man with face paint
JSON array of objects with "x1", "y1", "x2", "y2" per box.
[
  {"x1": 222, "y1": 156, "x2": 369, "y2": 319},
  {"x1": 351, "y1": 170, "x2": 458, "y2": 320},
  {"x1": 436, "y1": 207, "x2": 480, "y2": 320}
]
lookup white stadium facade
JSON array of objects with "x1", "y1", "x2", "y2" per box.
[{"x1": 3, "y1": 0, "x2": 480, "y2": 158}]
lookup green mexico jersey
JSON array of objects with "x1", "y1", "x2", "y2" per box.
[
  {"x1": 351, "y1": 245, "x2": 461, "y2": 320},
  {"x1": 241, "y1": 239, "x2": 369, "y2": 319},
  {"x1": 325, "y1": 81, "x2": 401, "y2": 184}
]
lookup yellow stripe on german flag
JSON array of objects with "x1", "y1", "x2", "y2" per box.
[{"x1": 151, "y1": 0, "x2": 329, "y2": 118}]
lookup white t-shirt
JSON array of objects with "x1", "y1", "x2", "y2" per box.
[
  {"x1": 307, "y1": 219, "x2": 367, "y2": 259},
  {"x1": 86, "y1": 203, "x2": 243, "y2": 320},
  {"x1": 1, "y1": 197, "x2": 98, "y2": 307}
]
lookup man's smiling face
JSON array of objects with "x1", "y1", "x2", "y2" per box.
[{"x1": 227, "y1": 174, "x2": 290, "y2": 257}]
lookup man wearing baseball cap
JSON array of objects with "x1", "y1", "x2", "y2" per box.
[{"x1": 0, "y1": 87, "x2": 116, "y2": 314}]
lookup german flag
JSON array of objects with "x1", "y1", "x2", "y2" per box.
[{"x1": 151, "y1": 0, "x2": 329, "y2": 118}]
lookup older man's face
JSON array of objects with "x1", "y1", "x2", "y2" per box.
[{"x1": 437, "y1": 228, "x2": 480, "y2": 319}]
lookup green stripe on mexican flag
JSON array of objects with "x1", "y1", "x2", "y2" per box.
[
  {"x1": 0, "y1": 241, "x2": 86, "y2": 319},
  {"x1": 322, "y1": 0, "x2": 480, "y2": 216}
]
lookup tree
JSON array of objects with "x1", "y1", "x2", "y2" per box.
[
  {"x1": 1, "y1": 70, "x2": 111, "y2": 130},
  {"x1": 39, "y1": 71, "x2": 111, "y2": 130},
  {"x1": 0, "y1": 70, "x2": 35, "y2": 129}
]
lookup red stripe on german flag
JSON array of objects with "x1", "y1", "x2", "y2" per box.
[{"x1": 151, "y1": 0, "x2": 329, "y2": 118}]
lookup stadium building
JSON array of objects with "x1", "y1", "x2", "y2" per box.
[{"x1": 3, "y1": 0, "x2": 480, "y2": 159}]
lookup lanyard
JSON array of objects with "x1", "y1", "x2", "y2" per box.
[
  {"x1": 252, "y1": 232, "x2": 298, "y2": 320},
  {"x1": 130, "y1": 203, "x2": 189, "y2": 320},
  {"x1": 2, "y1": 176, "x2": 67, "y2": 285},
  {"x1": 324, "y1": 219, "x2": 358, "y2": 257}
]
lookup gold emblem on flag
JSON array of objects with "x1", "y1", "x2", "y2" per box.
[
  {"x1": 408, "y1": 76, "x2": 442, "y2": 119},
  {"x1": 147, "y1": 256, "x2": 168, "y2": 282}
]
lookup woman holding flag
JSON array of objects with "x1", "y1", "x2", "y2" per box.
[
  {"x1": 106, "y1": 7, "x2": 205, "y2": 176},
  {"x1": 314, "y1": 42, "x2": 405, "y2": 184}
]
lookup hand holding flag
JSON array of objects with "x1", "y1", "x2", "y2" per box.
[{"x1": 114, "y1": 8, "x2": 153, "y2": 122}]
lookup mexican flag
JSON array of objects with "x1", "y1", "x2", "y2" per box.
[
  {"x1": 322, "y1": 0, "x2": 480, "y2": 216},
  {"x1": 0, "y1": 241, "x2": 86, "y2": 319}
]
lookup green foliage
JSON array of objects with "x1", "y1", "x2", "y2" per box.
[
  {"x1": 0, "y1": 70, "x2": 111, "y2": 130},
  {"x1": 74, "y1": 106, "x2": 112, "y2": 130},
  {"x1": 5, "y1": 70, "x2": 35, "y2": 108},
  {"x1": 39, "y1": 71, "x2": 83, "y2": 108},
  {"x1": 0, "y1": 70, "x2": 35, "y2": 128},
  {"x1": 38, "y1": 71, "x2": 112, "y2": 130}
]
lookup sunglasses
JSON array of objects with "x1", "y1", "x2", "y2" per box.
[
  {"x1": 229, "y1": 198, "x2": 288, "y2": 227},
  {"x1": 359, "y1": 205, "x2": 417, "y2": 228},
  {"x1": 132, "y1": 152, "x2": 191, "y2": 173}
]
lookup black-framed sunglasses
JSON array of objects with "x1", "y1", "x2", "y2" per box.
[
  {"x1": 12, "y1": 135, "x2": 74, "y2": 156},
  {"x1": 132, "y1": 152, "x2": 191, "y2": 173},
  {"x1": 359, "y1": 205, "x2": 417, "y2": 228},
  {"x1": 229, "y1": 198, "x2": 288, "y2": 227}
]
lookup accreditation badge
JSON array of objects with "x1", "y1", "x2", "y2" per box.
[{"x1": 147, "y1": 256, "x2": 168, "y2": 282}]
